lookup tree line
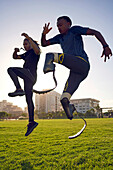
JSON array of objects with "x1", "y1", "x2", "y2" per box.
[{"x1": 1, "y1": 109, "x2": 113, "y2": 120}]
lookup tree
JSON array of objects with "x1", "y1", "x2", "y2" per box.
[
  {"x1": 94, "y1": 104, "x2": 103, "y2": 118},
  {"x1": 0, "y1": 112, "x2": 8, "y2": 119},
  {"x1": 85, "y1": 108, "x2": 97, "y2": 118}
]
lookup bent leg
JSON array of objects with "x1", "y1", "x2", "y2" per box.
[
  {"x1": 7, "y1": 67, "x2": 35, "y2": 97},
  {"x1": 43, "y1": 53, "x2": 90, "y2": 119},
  {"x1": 7, "y1": 67, "x2": 35, "y2": 88},
  {"x1": 43, "y1": 52, "x2": 90, "y2": 74}
]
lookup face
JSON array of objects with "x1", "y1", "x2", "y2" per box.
[
  {"x1": 23, "y1": 40, "x2": 31, "y2": 51},
  {"x1": 57, "y1": 18, "x2": 70, "y2": 34}
]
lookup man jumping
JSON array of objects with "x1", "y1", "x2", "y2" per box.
[{"x1": 41, "y1": 16, "x2": 112, "y2": 120}]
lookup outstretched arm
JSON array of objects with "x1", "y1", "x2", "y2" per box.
[
  {"x1": 41, "y1": 23, "x2": 52, "y2": 47},
  {"x1": 21, "y1": 33, "x2": 40, "y2": 55},
  {"x1": 86, "y1": 28, "x2": 112, "y2": 62}
]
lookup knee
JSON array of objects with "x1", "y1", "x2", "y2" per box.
[
  {"x1": 60, "y1": 97, "x2": 69, "y2": 106},
  {"x1": 25, "y1": 88, "x2": 33, "y2": 98},
  {"x1": 60, "y1": 92, "x2": 71, "y2": 101},
  {"x1": 7, "y1": 67, "x2": 13, "y2": 74}
]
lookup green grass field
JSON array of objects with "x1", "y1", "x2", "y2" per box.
[{"x1": 0, "y1": 118, "x2": 113, "y2": 170}]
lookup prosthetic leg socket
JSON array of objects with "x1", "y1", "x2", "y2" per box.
[
  {"x1": 61, "y1": 98, "x2": 75, "y2": 120},
  {"x1": 43, "y1": 53, "x2": 55, "y2": 74}
]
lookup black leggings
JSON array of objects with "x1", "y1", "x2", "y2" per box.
[{"x1": 7, "y1": 67, "x2": 36, "y2": 122}]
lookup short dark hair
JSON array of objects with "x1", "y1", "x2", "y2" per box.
[{"x1": 57, "y1": 16, "x2": 72, "y2": 26}]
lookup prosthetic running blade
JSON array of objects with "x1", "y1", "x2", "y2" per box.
[
  {"x1": 68, "y1": 117, "x2": 87, "y2": 139},
  {"x1": 33, "y1": 71, "x2": 57, "y2": 94}
]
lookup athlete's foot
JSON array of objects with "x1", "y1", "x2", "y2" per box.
[
  {"x1": 25, "y1": 121, "x2": 38, "y2": 136},
  {"x1": 8, "y1": 89, "x2": 25, "y2": 97}
]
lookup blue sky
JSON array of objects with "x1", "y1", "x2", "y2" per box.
[{"x1": 0, "y1": 0, "x2": 113, "y2": 109}]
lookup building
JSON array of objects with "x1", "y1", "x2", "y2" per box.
[
  {"x1": 35, "y1": 91, "x2": 100, "y2": 114},
  {"x1": 0, "y1": 100, "x2": 23, "y2": 117},
  {"x1": 70, "y1": 98, "x2": 100, "y2": 114},
  {"x1": 35, "y1": 90, "x2": 62, "y2": 113}
]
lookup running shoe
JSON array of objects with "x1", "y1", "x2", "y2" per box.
[
  {"x1": 25, "y1": 121, "x2": 38, "y2": 136},
  {"x1": 8, "y1": 89, "x2": 25, "y2": 97}
]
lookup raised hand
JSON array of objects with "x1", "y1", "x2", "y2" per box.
[
  {"x1": 43, "y1": 23, "x2": 52, "y2": 35},
  {"x1": 101, "y1": 47, "x2": 112, "y2": 62},
  {"x1": 21, "y1": 33, "x2": 30, "y2": 40}
]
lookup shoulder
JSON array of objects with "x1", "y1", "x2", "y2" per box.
[
  {"x1": 70, "y1": 25, "x2": 89, "y2": 35},
  {"x1": 29, "y1": 49, "x2": 40, "y2": 56},
  {"x1": 30, "y1": 49, "x2": 40, "y2": 58},
  {"x1": 70, "y1": 26, "x2": 81, "y2": 32}
]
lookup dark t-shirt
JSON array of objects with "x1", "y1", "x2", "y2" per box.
[
  {"x1": 49, "y1": 26, "x2": 89, "y2": 61},
  {"x1": 20, "y1": 49, "x2": 40, "y2": 78}
]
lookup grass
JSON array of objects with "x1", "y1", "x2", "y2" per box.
[{"x1": 0, "y1": 118, "x2": 113, "y2": 170}]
